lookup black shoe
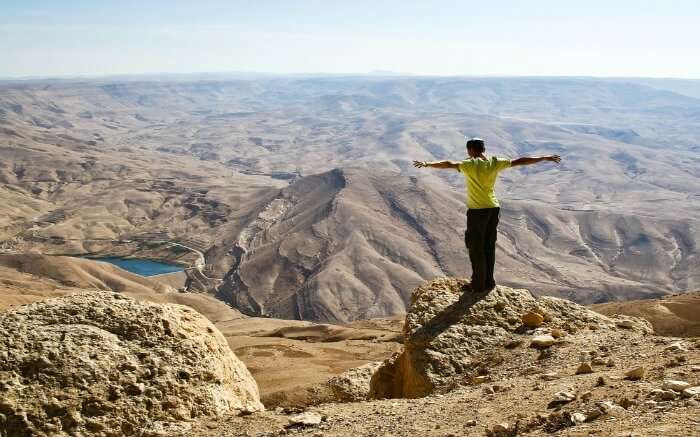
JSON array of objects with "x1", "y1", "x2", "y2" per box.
[{"x1": 461, "y1": 283, "x2": 483, "y2": 294}]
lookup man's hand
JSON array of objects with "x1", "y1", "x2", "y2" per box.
[
  {"x1": 511, "y1": 155, "x2": 562, "y2": 167},
  {"x1": 413, "y1": 160, "x2": 428, "y2": 168},
  {"x1": 413, "y1": 160, "x2": 460, "y2": 170}
]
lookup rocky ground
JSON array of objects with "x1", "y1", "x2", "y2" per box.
[
  {"x1": 190, "y1": 279, "x2": 700, "y2": 437},
  {"x1": 2, "y1": 278, "x2": 699, "y2": 436},
  {"x1": 190, "y1": 337, "x2": 700, "y2": 436}
]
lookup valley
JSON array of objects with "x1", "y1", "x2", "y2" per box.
[{"x1": 1, "y1": 76, "x2": 700, "y2": 322}]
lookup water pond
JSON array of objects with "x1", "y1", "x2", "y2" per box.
[{"x1": 90, "y1": 257, "x2": 184, "y2": 276}]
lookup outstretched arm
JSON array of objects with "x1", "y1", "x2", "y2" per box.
[
  {"x1": 413, "y1": 160, "x2": 460, "y2": 170},
  {"x1": 510, "y1": 155, "x2": 561, "y2": 167}
]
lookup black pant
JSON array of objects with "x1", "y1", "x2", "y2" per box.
[{"x1": 465, "y1": 207, "x2": 500, "y2": 292}]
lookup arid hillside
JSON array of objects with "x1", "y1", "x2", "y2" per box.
[
  {"x1": 1, "y1": 76, "x2": 699, "y2": 320},
  {"x1": 212, "y1": 166, "x2": 700, "y2": 322},
  {"x1": 594, "y1": 291, "x2": 700, "y2": 337}
]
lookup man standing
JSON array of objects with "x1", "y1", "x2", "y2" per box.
[{"x1": 413, "y1": 138, "x2": 561, "y2": 292}]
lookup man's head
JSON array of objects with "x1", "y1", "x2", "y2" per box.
[{"x1": 466, "y1": 137, "x2": 485, "y2": 157}]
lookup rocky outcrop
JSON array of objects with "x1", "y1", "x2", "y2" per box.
[
  {"x1": 369, "y1": 278, "x2": 652, "y2": 399},
  {"x1": 0, "y1": 292, "x2": 262, "y2": 436},
  {"x1": 327, "y1": 362, "x2": 382, "y2": 402}
]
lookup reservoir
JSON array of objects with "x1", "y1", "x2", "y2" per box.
[{"x1": 93, "y1": 257, "x2": 184, "y2": 276}]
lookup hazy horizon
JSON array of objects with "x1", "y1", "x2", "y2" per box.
[
  {"x1": 2, "y1": 70, "x2": 700, "y2": 82},
  {"x1": 2, "y1": 1, "x2": 700, "y2": 79}
]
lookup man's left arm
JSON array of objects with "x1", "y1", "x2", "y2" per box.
[
  {"x1": 413, "y1": 160, "x2": 461, "y2": 170},
  {"x1": 510, "y1": 155, "x2": 561, "y2": 167}
]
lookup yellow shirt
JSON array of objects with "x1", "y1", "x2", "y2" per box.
[{"x1": 458, "y1": 156, "x2": 512, "y2": 209}]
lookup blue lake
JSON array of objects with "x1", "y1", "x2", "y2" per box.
[{"x1": 93, "y1": 257, "x2": 184, "y2": 276}]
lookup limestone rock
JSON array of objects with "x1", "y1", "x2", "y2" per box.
[
  {"x1": 0, "y1": 292, "x2": 263, "y2": 436},
  {"x1": 490, "y1": 422, "x2": 510, "y2": 433},
  {"x1": 327, "y1": 362, "x2": 382, "y2": 402},
  {"x1": 577, "y1": 401, "x2": 625, "y2": 422},
  {"x1": 576, "y1": 363, "x2": 594, "y2": 374},
  {"x1": 570, "y1": 412, "x2": 587, "y2": 424},
  {"x1": 287, "y1": 412, "x2": 323, "y2": 427},
  {"x1": 616, "y1": 318, "x2": 635, "y2": 329},
  {"x1": 369, "y1": 278, "x2": 651, "y2": 399},
  {"x1": 624, "y1": 366, "x2": 646, "y2": 380},
  {"x1": 521, "y1": 311, "x2": 545, "y2": 328},
  {"x1": 551, "y1": 328, "x2": 566, "y2": 338},
  {"x1": 650, "y1": 389, "x2": 677, "y2": 401},
  {"x1": 663, "y1": 380, "x2": 691, "y2": 392},
  {"x1": 666, "y1": 341, "x2": 687, "y2": 352},
  {"x1": 551, "y1": 390, "x2": 576, "y2": 404},
  {"x1": 681, "y1": 387, "x2": 700, "y2": 398},
  {"x1": 531, "y1": 335, "x2": 556, "y2": 349},
  {"x1": 612, "y1": 316, "x2": 653, "y2": 333},
  {"x1": 598, "y1": 401, "x2": 627, "y2": 417}
]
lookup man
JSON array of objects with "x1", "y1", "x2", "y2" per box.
[{"x1": 413, "y1": 138, "x2": 561, "y2": 293}]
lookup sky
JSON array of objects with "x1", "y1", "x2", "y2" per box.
[{"x1": 2, "y1": 0, "x2": 700, "y2": 79}]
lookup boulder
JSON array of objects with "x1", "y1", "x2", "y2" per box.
[
  {"x1": 570, "y1": 412, "x2": 587, "y2": 424},
  {"x1": 488, "y1": 422, "x2": 510, "y2": 435},
  {"x1": 665, "y1": 341, "x2": 687, "y2": 352},
  {"x1": 576, "y1": 363, "x2": 594, "y2": 375},
  {"x1": 521, "y1": 311, "x2": 545, "y2": 328},
  {"x1": 531, "y1": 335, "x2": 556, "y2": 349},
  {"x1": 287, "y1": 412, "x2": 323, "y2": 427},
  {"x1": 650, "y1": 389, "x2": 677, "y2": 401},
  {"x1": 681, "y1": 387, "x2": 700, "y2": 398},
  {"x1": 551, "y1": 390, "x2": 576, "y2": 404},
  {"x1": 624, "y1": 366, "x2": 646, "y2": 380},
  {"x1": 551, "y1": 328, "x2": 566, "y2": 338},
  {"x1": 616, "y1": 318, "x2": 635, "y2": 329},
  {"x1": 663, "y1": 380, "x2": 691, "y2": 392},
  {"x1": 369, "y1": 278, "x2": 651, "y2": 399},
  {"x1": 598, "y1": 401, "x2": 627, "y2": 417},
  {"x1": 0, "y1": 292, "x2": 263, "y2": 436},
  {"x1": 327, "y1": 362, "x2": 382, "y2": 402}
]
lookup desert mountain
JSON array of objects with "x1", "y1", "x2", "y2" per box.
[
  {"x1": 2, "y1": 76, "x2": 700, "y2": 320},
  {"x1": 215, "y1": 167, "x2": 467, "y2": 322},
  {"x1": 211, "y1": 166, "x2": 699, "y2": 322}
]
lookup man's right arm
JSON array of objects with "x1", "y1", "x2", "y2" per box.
[
  {"x1": 510, "y1": 155, "x2": 561, "y2": 167},
  {"x1": 413, "y1": 160, "x2": 461, "y2": 170}
]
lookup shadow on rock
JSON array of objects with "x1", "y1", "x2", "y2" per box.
[{"x1": 410, "y1": 285, "x2": 490, "y2": 346}]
